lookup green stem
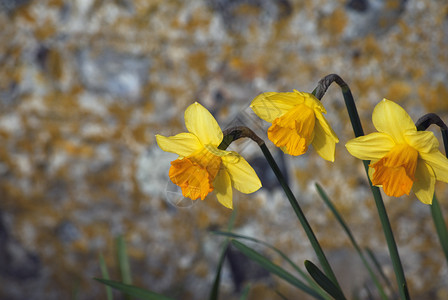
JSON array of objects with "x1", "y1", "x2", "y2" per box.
[
  {"x1": 259, "y1": 143, "x2": 343, "y2": 293},
  {"x1": 314, "y1": 74, "x2": 409, "y2": 299},
  {"x1": 315, "y1": 183, "x2": 389, "y2": 300},
  {"x1": 366, "y1": 247, "x2": 397, "y2": 297},
  {"x1": 209, "y1": 209, "x2": 237, "y2": 300},
  {"x1": 434, "y1": 127, "x2": 448, "y2": 265},
  {"x1": 442, "y1": 128, "x2": 448, "y2": 155},
  {"x1": 430, "y1": 194, "x2": 448, "y2": 266},
  {"x1": 218, "y1": 126, "x2": 343, "y2": 294},
  {"x1": 416, "y1": 114, "x2": 448, "y2": 266},
  {"x1": 314, "y1": 74, "x2": 364, "y2": 137},
  {"x1": 362, "y1": 161, "x2": 409, "y2": 300}
]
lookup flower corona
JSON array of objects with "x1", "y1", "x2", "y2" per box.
[
  {"x1": 250, "y1": 90, "x2": 339, "y2": 161},
  {"x1": 156, "y1": 102, "x2": 261, "y2": 209},
  {"x1": 346, "y1": 99, "x2": 448, "y2": 204}
]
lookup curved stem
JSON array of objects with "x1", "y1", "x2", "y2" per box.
[
  {"x1": 218, "y1": 126, "x2": 264, "y2": 150},
  {"x1": 259, "y1": 143, "x2": 343, "y2": 292},
  {"x1": 416, "y1": 113, "x2": 448, "y2": 156},
  {"x1": 218, "y1": 126, "x2": 344, "y2": 294},
  {"x1": 314, "y1": 74, "x2": 409, "y2": 299},
  {"x1": 415, "y1": 113, "x2": 448, "y2": 266},
  {"x1": 313, "y1": 74, "x2": 364, "y2": 137}
]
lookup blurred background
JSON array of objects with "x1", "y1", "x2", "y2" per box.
[{"x1": 1, "y1": 0, "x2": 448, "y2": 299}]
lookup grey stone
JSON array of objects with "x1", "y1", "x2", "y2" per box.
[{"x1": 78, "y1": 49, "x2": 150, "y2": 100}]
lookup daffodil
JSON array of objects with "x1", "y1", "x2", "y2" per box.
[
  {"x1": 346, "y1": 99, "x2": 448, "y2": 204},
  {"x1": 156, "y1": 102, "x2": 262, "y2": 209},
  {"x1": 250, "y1": 90, "x2": 339, "y2": 161}
]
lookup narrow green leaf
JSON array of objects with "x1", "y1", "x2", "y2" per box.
[
  {"x1": 315, "y1": 184, "x2": 353, "y2": 241},
  {"x1": 315, "y1": 183, "x2": 388, "y2": 300},
  {"x1": 95, "y1": 278, "x2": 174, "y2": 300},
  {"x1": 99, "y1": 253, "x2": 113, "y2": 300},
  {"x1": 231, "y1": 240, "x2": 325, "y2": 300},
  {"x1": 116, "y1": 236, "x2": 132, "y2": 285},
  {"x1": 304, "y1": 260, "x2": 346, "y2": 300},
  {"x1": 239, "y1": 284, "x2": 251, "y2": 300},
  {"x1": 402, "y1": 283, "x2": 410, "y2": 300},
  {"x1": 71, "y1": 277, "x2": 81, "y2": 300},
  {"x1": 227, "y1": 207, "x2": 238, "y2": 232},
  {"x1": 313, "y1": 74, "x2": 409, "y2": 299},
  {"x1": 116, "y1": 236, "x2": 132, "y2": 300},
  {"x1": 275, "y1": 290, "x2": 289, "y2": 300},
  {"x1": 431, "y1": 127, "x2": 448, "y2": 266},
  {"x1": 362, "y1": 160, "x2": 409, "y2": 300},
  {"x1": 366, "y1": 247, "x2": 395, "y2": 296},
  {"x1": 212, "y1": 231, "x2": 311, "y2": 280},
  {"x1": 260, "y1": 143, "x2": 342, "y2": 292},
  {"x1": 211, "y1": 230, "x2": 330, "y2": 299},
  {"x1": 209, "y1": 242, "x2": 229, "y2": 300},
  {"x1": 209, "y1": 208, "x2": 238, "y2": 300}
]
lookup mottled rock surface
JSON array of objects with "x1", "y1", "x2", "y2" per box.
[{"x1": 1, "y1": 0, "x2": 448, "y2": 299}]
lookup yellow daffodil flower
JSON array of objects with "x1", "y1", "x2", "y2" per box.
[
  {"x1": 156, "y1": 102, "x2": 262, "y2": 209},
  {"x1": 346, "y1": 99, "x2": 448, "y2": 204},
  {"x1": 250, "y1": 90, "x2": 339, "y2": 161}
]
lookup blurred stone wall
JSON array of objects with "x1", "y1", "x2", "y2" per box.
[{"x1": 1, "y1": 0, "x2": 448, "y2": 299}]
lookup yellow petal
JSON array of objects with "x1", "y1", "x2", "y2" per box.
[
  {"x1": 250, "y1": 92, "x2": 304, "y2": 123},
  {"x1": 413, "y1": 160, "x2": 435, "y2": 205},
  {"x1": 203, "y1": 144, "x2": 234, "y2": 158},
  {"x1": 311, "y1": 122, "x2": 335, "y2": 161},
  {"x1": 188, "y1": 147, "x2": 222, "y2": 182},
  {"x1": 312, "y1": 112, "x2": 339, "y2": 162},
  {"x1": 420, "y1": 151, "x2": 448, "y2": 183},
  {"x1": 368, "y1": 164, "x2": 377, "y2": 185},
  {"x1": 345, "y1": 132, "x2": 396, "y2": 161},
  {"x1": 404, "y1": 130, "x2": 439, "y2": 154},
  {"x1": 222, "y1": 153, "x2": 262, "y2": 194},
  {"x1": 156, "y1": 133, "x2": 202, "y2": 156},
  {"x1": 214, "y1": 169, "x2": 233, "y2": 209},
  {"x1": 372, "y1": 99, "x2": 416, "y2": 143},
  {"x1": 184, "y1": 102, "x2": 223, "y2": 146},
  {"x1": 314, "y1": 111, "x2": 338, "y2": 142},
  {"x1": 267, "y1": 103, "x2": 315, "y2": 156},
  {"x1": 299, "y1": 91, "x2": 327, "y2": 114}
]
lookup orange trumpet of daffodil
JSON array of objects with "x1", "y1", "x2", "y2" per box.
[
  {"x1": 250, "y1": 90, "x2": 339, "y2": 161},
  {"x1": 346, "y1": 99, "x2": 448, "y2": 204},
  {"x1": 156, "y1": 102, "x2": 262, "y2": 209}
]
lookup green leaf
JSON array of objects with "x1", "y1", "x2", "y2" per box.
[
  {"x1": 366, "y1": 247, "x2": 395, "y2": 297},
  {"x1": 227, "y1": 207, "x2": 238, "y2": 232},
  {"x1": 116, "y1": 236, "x2": 132, "y2": 300},
  {"x1": 95, "y1": 278, "x2": 174, "y2": 300},
  {"x1": 116, "y1": 236, "x2": 132, "y2": 285},
  {"x1": 275, "y1": 290, "x2": 289, "y2": 300},
  {"x1": 211, "y1": 230, "x2": 329, "y2": 299},
  {"x1": 71, "y1": 277, "x2": 81, "y2": 300},
  {"x1": 422, "y1": 117, "x2": 448, "y2": 266},
  {"x1": 231, "y1": 240, "x2": 325, "y2": 300},
  {"x1": 304, "y1": 260, "x2": 346, "y2": 300},
  {"x1": 315, "y1": 183, "x2": 388, "y2": 300},
  {"x1": 99, "y1": 253, "x2": 113, "y2": 300},
  {"x1": 259, "y1": 143, "x2": 342, "y2": 292},
  {"x1": 209, "y1": 242, "x2": 229, "y2": 300},
  {"x1": 313, "y1": 74, "x2": 409, "y2": 299},
  {"x1": 239, "y1": 284, "x2": 251, "y2": 300},
  {"x1": 360, "y1": 161, "x2": 409, "y2": 300},
  {"x1": 209, "y1": 208, "x2": 238, "y2": 300}
]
